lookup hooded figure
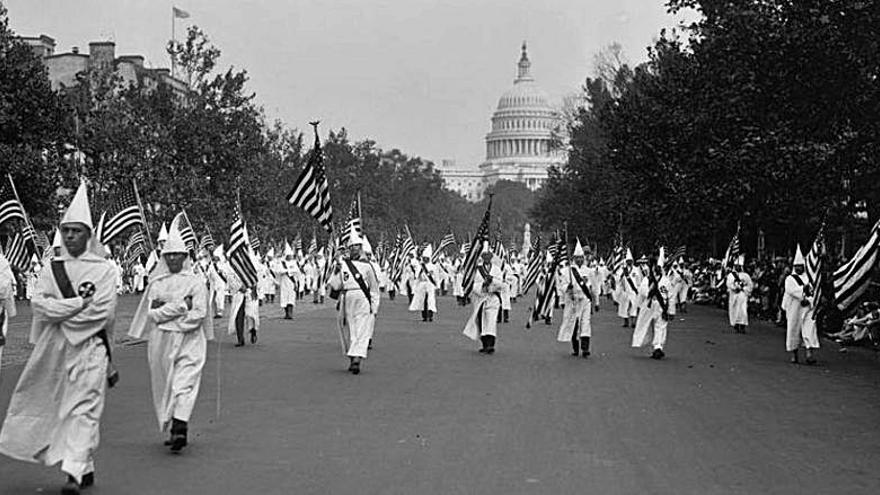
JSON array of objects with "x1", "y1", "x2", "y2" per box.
[
  {"x1": 632, "y1": 253, "x2": 672, "y2": 359},
  {"x1": 726, "y1": 254, "x2": 752, "y2": 332},
  {"x1": 128, "y1": 221, "x2": 214, "y2": 452},
  {"x1": 463, "y1": 241, "x2": 505, "y2": 353},
  {"x1": 0, "y1": 180, "x2": 118, "y2": 493},
  {"x1": 328, "y1": 226, "x2": 379, "y2": 374},
  {"x1": 781, "y1": 244, "x2": 819, "y2": 364},
  {"x1": 616, "y1": 248, "x2": 641, "y2": 326},
  {"x1": 0, "y1": 251, "x2": 17, "y2": 371},
  {"x1": 408, "y1": 243, "x2": 439, "y2": 321},
  {"x1": 557, "y1": 238, "x2": 597, "y2": 357},
  {"x1": 279, "y1": 241, "x2": 300, "y2": 318}
]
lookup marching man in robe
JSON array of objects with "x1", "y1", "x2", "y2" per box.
[
  {"x1": 128, "y1": 222, "x2": 214, "y2": 453},
  {"x1": 328, "y1": 227, "x2": 379, "y2": 375},
  {"x1": 557, "y1": 239, "x2": 598, "y2": 358},
  {"x1": 632, "y1": 251, "x2": 671, "y2": 360},
  {"x1": 726, "y1": 255, "x2": 752, "y2": 333},
  {"x1": 782, "y1": 245, "x2": 820, "y2": 364},
  {"x1": 0, "y1": 251, "x2": 16, "y2": 375},
  {"x1": 0, "y1": 181, "x2": 118, "y2": 495},
  {"x1": 616, "y1": 249, "x2": 640, "y2": 327},
  {"x1": 408, "y1": 245, "x2": 439, "y2": 322},
  {"x1": 279, "y1": 242, "x2": 299, "y2": 319},
  {"x1": 463, "y1": 242, "x2": 504, "y2": 354}
]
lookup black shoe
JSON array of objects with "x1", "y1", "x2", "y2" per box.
[
  {"x1": 428, "y1": 311, "x2": 434, "y2": 322},
  {"x1": 581, "y1": 337, "x2": 590, "y2": 358},
  {"x1": 169, "y1": 419, "x2": 188, "y2": 452},
  {"x1": 349, "y1": 360, "x2": 360, "y2": 375},
  {"x1": 81, "y1": 472, "x2": 94, "y2": 488},
  {"x1": 170, "y1": 433, "x2": 187, "y2": 452},
  {"x1": 790, "y1": 351, "x2": 799, "y2": 364},
  {"x1": 571, "y1": 338, "x2": 580, "y2": 356},
  {"x1": 61, "y1": 480, "x2": 80, "y2": 495},
  {"x1": 250, "y1": 329, "x2": 257, "y2": 344},
  {"x1": 234, "y1": 342, "x2": 245, "y2": 347},
  {"x1": 651, "y1": 348, "x2": 664, "y2": 359},
  {"x1": 487, "y1": 336, "x2": 496, "y2": 354},
  {"x1": 368, "y1": 339, "x2": 373, "y2": 350},
  {"x1": 479, "y1": 336, "x2": 489, "y2": 353}
]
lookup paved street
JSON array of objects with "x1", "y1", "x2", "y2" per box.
[{"x1": 1, "y1": 293, "x2": 879, "y2": 494}]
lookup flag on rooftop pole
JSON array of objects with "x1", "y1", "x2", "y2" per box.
[{"x1": 287, "y1": 122, "x2": 333, "y2": 233}]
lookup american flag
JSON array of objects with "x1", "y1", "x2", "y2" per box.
[
  {"x1": 392, "y1": 230, "x2": 415, "y2": 284},
  {"x1": 722, "y1": 224, "x2": 741, "y2": 270},
  {"x1": 34, "y1": 230, "x2": 50, "y2": 256},
  {"x1": 609, "y1": 245, "x2": 624, "y2": 274},
  {"x1": 123, "y1": 230, "x2": 146, "y2": 270},
  {"x1": 171, "y1": 211, "x2": 198, "y2": 254},
  {"x1": 98, "y1": 181, "x2": 144, "y2": 244},
  {"x1": 528, "y1": 232, "x2": 566, "y2": 326},
  {"x1": 833, "y1": 219, "x2": 879, "y2": 310},
  {"x1": 287, "y1": 123, "x2": 333, "y2": 232},
  {"x1": 521, "y1": 233, "x2": 542, "y2": 294},
  {"x1": 666, "y1": 245, "x2": 687, "y2": 269},
  {"x1": 0, "y1": 176, "x2": 26, "y2": 228},
  {"x1": 250, "y1": 230, "x2": 261, "y2": 253},
  {"x1": 199, "y1": 227, "x2": 215, "y2": 253},
  {"x1": 308, "y1": 235, "x2": 317, "y2": 254},
  {"x1": 339, "y1": 197, "x2": 362, "y2": 246},
  {"x1": 461, "y1": 196, "x2": 493, "y2": 296},
  {"x1": 4, "y1": 232, "x2": 30, "y2": 271},
  {"x1": 806, "y1": 226, "x2": 824, "y2": 319},
  {"x1": 228, "y1": 208, "x2": 259, "y2": 288},
  {"x1": 431, "y1": 230, "x2": 455, "y2": 263}
]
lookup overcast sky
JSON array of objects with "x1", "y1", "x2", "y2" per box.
[{"x1": 8, "y1": 0, "x2": 693, "y2": 168}]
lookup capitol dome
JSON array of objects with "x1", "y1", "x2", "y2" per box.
[{"x1": 480, "y1": 42, "x2": 564, "y2": 192}]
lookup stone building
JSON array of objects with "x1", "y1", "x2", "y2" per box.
[
  {"x1": 18, "y1": 35, "x2": 188, "y2": 96},
  {"x1": 439, "y1": 43, "x2": 566, "y2": 202}
]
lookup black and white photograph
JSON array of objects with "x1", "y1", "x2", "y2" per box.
[{"x1": 0, "y1": 0, "x2": 879, "y2": 493}]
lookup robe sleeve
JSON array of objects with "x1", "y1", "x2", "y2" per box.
[
  {"x1": 174, "y1": 278, "x2": 208, "y2": 332},
  {"x1": 784, "y1": 276, "x2": 804, "y2": 302},
  {"x1": 328, "y1": 267, "x2": 343, "y2": 291},
  {"x1": 33, "y1": 262, "x2": 119, "y2": 345},
  {"x1": 149, "y1": 301, "x2": 188, "y2": 323}
]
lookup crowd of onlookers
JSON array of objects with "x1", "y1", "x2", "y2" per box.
[{"x1": 687, "y1": 256, "x2": 880, "y2": 351}]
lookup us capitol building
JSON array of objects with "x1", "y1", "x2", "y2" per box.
[{"x1": 438, "y1": 43, "x2": 566, "y2": 202}]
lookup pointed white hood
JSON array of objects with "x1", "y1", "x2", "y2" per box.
[
  {"x1": 163, "y1": 220, "x2": 189, "y2": 254},
  {"x1": 157, "y1": 222, "x2": 169, "y2": 243},
  {"x1": 793, "y1": 244, "x2": 805, "y2": 265},
  {"x1": 60, "y1": 180, "x2": 94, "y2": 231},
  {"x1": 573, "y1": 238, "x2": 584, "y2": 257}
]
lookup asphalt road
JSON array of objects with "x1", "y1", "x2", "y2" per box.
[{"x1": 1, "y1": 292, "x2": 879, "y2": 494}]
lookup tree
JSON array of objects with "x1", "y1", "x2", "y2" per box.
[{"x1": 0, "y1": 4, "x2": 67, "y2": 230}]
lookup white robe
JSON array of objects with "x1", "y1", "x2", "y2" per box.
[
  {"x1": 227, "y1": 270, "x2": 260, "y2": 335},
  {"x1": 726, "y1": 271, "x2": 752, "y2": 326},
  {"x1": 463, "y1": 264, "x2": 504, "y2": 340},
  {"x1": 782, "y1": 273, "x2": 820, "y2": 351},
  {"x1": 329, "y1": 259, "x2": 379, "y2": 358},
  {"x1": 0, "y1": 257, "x2": 17, "y2": 374},
  {"x1": 408, "y1": 262, "x2": 438, "y2": 313},
  {"x1": 129, "y1": 270, "x2": 213, "y2": 430},
  {"x1": 632, "y1": 276, "x2": 671, "y2": 350},
  {"x1": 616, "y1": 268, "x2": 640, "y2": 318},
  {"x1": 278, "y1": 260, "x2": 299, "y2": 308},
  {"x1": 557, "y1": 265, "x2": 594, "y2": 342},
  {"x1": 0, "y1": 251, "x2": 117, "y2": 484}
]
